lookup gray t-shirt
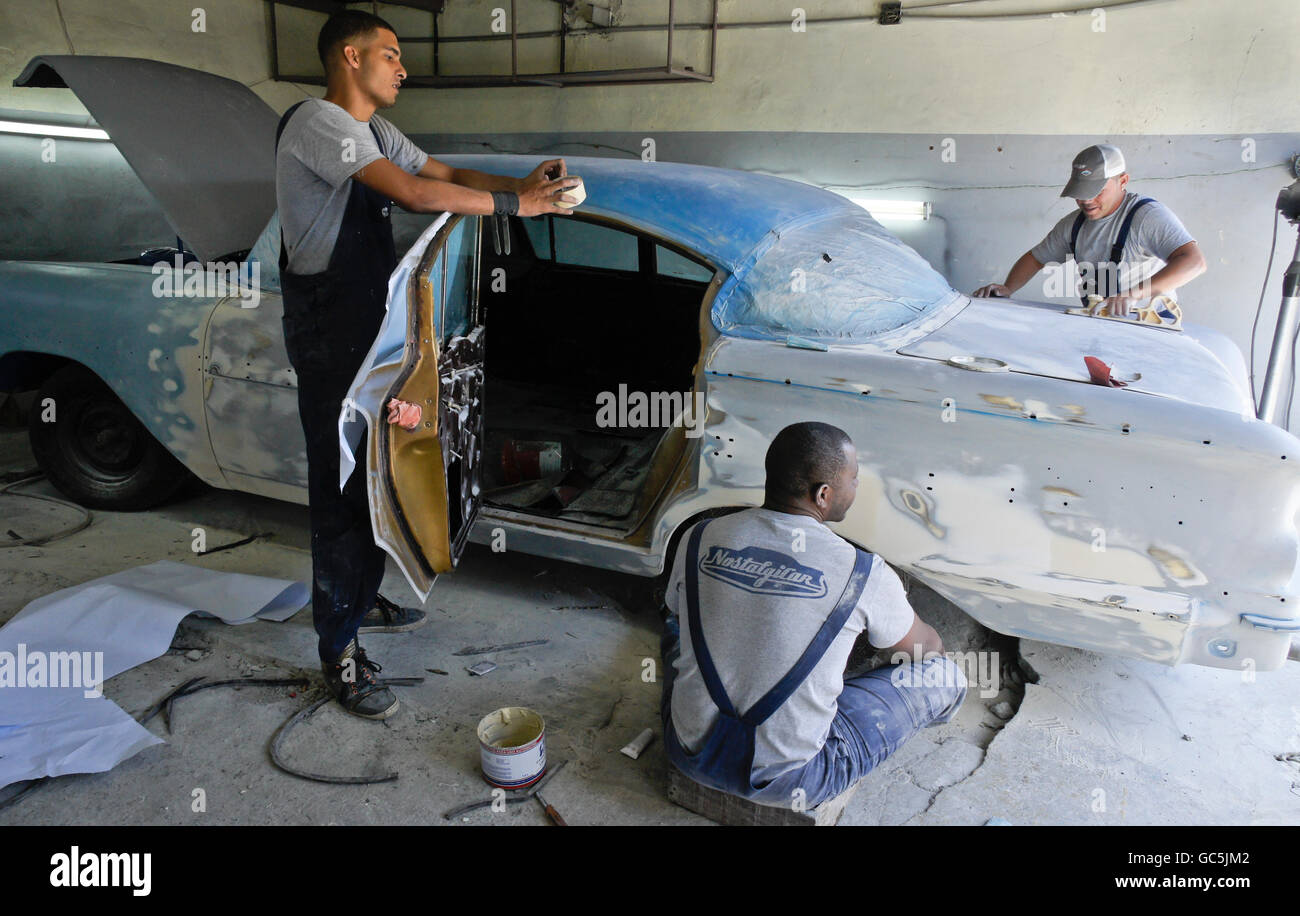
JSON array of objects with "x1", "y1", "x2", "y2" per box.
[
  {"x1": 666, "y1": 508, "x2": 915, "y2": 784},
  {"x1": 275, "y1": 99, "x2": 429, "y2": 275},
  {"x1": 1031, "y1": 191, "x2": 1195, "y2": 302}
]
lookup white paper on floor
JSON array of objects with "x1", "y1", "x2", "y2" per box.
[{"x1": 0, "y1": 560, "x2": 308, "y2": 790}]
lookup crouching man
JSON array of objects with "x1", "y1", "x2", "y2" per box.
[{"x1": 660, "y1": 421, "x2": 966, "y2": 808}]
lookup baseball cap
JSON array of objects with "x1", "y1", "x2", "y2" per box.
[{"x1": 1061, "y1": 144, "x2": 1126, "y2": 199}]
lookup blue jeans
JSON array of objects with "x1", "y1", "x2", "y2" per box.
[{"x1": 660, "y1": 617, "x2": 967, "y2": 808}]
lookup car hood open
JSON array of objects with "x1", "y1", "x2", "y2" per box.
[{"x1": 15, "y1": 55, "x2": 280, "y2": 262}]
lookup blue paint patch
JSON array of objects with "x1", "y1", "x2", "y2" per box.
[{"x1": 436, "y1": 155, "x2": 953, "y2": 342}]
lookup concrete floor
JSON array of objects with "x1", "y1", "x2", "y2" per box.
[{"x1": 1, "y1": 426, "x2": 1298, "y2": 826}]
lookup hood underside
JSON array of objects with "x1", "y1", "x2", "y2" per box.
[{"x1": 15, "y1": 55, "x2": 279, "y2": 262}]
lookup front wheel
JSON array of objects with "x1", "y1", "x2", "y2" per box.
[{"x1": 28, "y1": 364, "x2": 192, "y2": 510}]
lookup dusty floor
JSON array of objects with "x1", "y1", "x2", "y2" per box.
[{"x1": 1, "y1": 426, "x2": 1298, "y2": 826}]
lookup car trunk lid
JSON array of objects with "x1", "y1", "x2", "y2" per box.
[{"x1": 898, "y1": 298, "x2": 1254, "y2": 413}]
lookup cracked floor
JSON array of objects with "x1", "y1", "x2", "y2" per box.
[{"x1": 2, "y1": 427, "x2": 1297, "y2": 826}]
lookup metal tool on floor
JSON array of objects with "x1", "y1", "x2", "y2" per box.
[
  {"x1": 453, "y1": 639, "x2": 548, "y2": 656},
  {"x1": 533, "y1": 786, "x2": 567, "y2": 826},
  {"x1": 442, "y1": 759, "x2": 568, "y2": 820}
]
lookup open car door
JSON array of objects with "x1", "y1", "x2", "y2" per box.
[{"x1": 349, "y1": 214, "x2": 484, "y2": 602}]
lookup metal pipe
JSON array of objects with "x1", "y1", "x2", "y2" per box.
[
  {"x1": 269, "y1": 1, "x2": 280, "y2": 82},
  {"x1": 709, "y1": 0, "x2": 719, "y2": 78},
  {"x1": 1257, "y1": 231, "x2": 1300, "y2": 425},
  {"x1": 399, "y1": 15, "x2": 880, "y2": 44},
  {"x1": 666, "y1": 0, "x2": 675, "y2": 71},
  {"x1": 510, "y1": 0, "x2": 518, "y2": 78}
]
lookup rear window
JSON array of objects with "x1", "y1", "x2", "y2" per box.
[
  {"x1": 657, "y1": 245, "x2": 712, "y2": 283},
  {"x1": 552, "y1": 218, "x2": 639, "y2": 271},
  {"x1": 715, "y1": 210, "x2": 955, "y2": 341}
]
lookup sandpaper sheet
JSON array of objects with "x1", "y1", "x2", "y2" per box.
[{"x1": 0, "y1": 561, "x2": 307, "y2": 790}]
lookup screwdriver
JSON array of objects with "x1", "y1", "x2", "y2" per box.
[{"x1": 534, "y1": 788, "x2": 567, "y2": 826}]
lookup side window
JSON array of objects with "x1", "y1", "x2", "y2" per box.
[
  {"x1": 656, "y1": 244, "x2": 713, "y2": 283},
  {"x1": 552, "y1": 217, "x2": 638, "y2": 271},
  {"x1": 521, "y1": 216, "x2": 552, "y2": 260},
  {"x1": 442, "y1": 216, "x2": 477, "y2": 341}
]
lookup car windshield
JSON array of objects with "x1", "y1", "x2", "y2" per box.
[{"x1": 713, "y1": 209, "x2": 955, "y2": 342}]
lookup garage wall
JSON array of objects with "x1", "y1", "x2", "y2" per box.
[{"x1": 1, "y1": 0, "x2": 1298, "y2": 418}]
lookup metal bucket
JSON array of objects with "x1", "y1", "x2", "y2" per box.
[{"x1": 477, "y1": 706, "x2": 546, "y2": 789}]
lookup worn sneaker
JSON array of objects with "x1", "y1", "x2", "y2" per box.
[
  {"x1": 322, "y1": 639, "x2": 399, "y2": 719},
  {"x1": 357, "y1": 594, "x2": 428, "y2": 634}
]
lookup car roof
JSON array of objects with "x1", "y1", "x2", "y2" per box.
[
  {"x1": 441, "y1": 154, "x2": 957, "y2": 341},
  {"x1": 441, "y1": 154, "x2": 852, "y2": 272}
]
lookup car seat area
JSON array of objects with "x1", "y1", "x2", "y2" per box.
[{"x1": 476, "y1": 215, "x2": 709, "y2": 531}]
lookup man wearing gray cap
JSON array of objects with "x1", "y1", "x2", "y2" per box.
[{"x1": 974, "y1": 144, "x2": 1205, "y2": 318}]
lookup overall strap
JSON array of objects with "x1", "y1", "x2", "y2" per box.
[
  {"x1": 741, "y1": 548, "x2": 873, "y2": 727},
  {"x1": 274, "y1": 100, "x2": 309, "y2": 272},
  {"x1": 1072, "y1": 196, "x2": 1155, "y2": 303},
  {"x1": 274, "y1": 99, "x2": 307, "y2": 150},
  {"x1": 1068, "y1": 211, "x2": 1086, "y2": 260},
  {"x1": 1109, "y1": 196, "x2": 1154, "y2": 264},
  {"x1": 682, "y1": 519, "x2": 739, "y2": 718},
  {"x1": 684, "y1": 520, "x2": 876, "y2": 728}
]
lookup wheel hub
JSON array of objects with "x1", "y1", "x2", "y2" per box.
[{"x1": 74, "y1": 403, "x2": 142, "y2": 472}]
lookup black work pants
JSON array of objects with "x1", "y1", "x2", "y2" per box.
[
  {"x1": 294, "y1": 365, "x2": 388, "y2": 662},
  {"x1": 281, "y1": 267, "x2": 388, "y2": 663}
]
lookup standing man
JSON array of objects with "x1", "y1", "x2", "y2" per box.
[
  {"x1": 974, "y1": 144, "x2": 1206, "y2": 319},
  {"x1": 660, "y1": 422, "x2": 966, "y2": 808},
  {"x1": 276, "y1": 10, "x2": 579, "y2": 718}
]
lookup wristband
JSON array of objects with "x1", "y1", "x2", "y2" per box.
[{"x1": 490, "y1": 190, "x2": 519, "y2": 216}]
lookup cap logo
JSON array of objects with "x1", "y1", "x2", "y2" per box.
[{"x1": 1079, "y1": 168, "x2": 1092, "y2": 177}]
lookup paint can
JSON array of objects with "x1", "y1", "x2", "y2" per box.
[{"x1": 477, "y1": 706, "x2": 547, "y2": 788}]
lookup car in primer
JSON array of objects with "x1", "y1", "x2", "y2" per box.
[{"x1": 2, "y1": 56, "x2": 1298, "y2": 673}]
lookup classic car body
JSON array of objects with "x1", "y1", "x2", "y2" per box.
[{"x1": 2, "y1": 56, "x2": 1299, "y2": 672}]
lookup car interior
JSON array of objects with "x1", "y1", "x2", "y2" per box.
[{"x1": 474, "y1": 213, "x2": 713, "y2": 534}]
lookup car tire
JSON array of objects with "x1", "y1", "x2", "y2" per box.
[{"x1": 28, "y1": 364, "x2": 193, "y2": 510}]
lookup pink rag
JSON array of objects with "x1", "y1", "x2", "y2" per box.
[{"x1": 386, "y1": 398, "x2": 423, "y2": 430}]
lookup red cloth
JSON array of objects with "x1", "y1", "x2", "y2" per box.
[
  {"x1": 1084, "y1": 356, "x2": 1127, "y2": 388},
  {"x1": 386, "y1": 398, "x2": 422, "y2": 429}
]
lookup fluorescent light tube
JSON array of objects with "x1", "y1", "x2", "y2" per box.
[
  {"x1": 829, "y1": 190, "x2": 932, "y2": 221},
  {"x1": 0, "y1": 119, "x2": 109, "y2": 140}
]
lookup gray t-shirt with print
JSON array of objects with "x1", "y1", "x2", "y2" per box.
[
  {"x1": 275, "y1": 99, "x2": 429, "y2": 275},
  {"x1": 1030, "y1": 191, "x2": 1195, "y2": 302},
  {"x1": 665, "y1": 507, "x2": 915, "y2": 785}
]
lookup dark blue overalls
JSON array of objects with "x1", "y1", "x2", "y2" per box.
[
  {"x1": 275, "y1": 102, "x2": 400, "y2": 662},
  {"x1": 663, "y1": 518, "x2": 874, "y2": 802},
  {"x1": 1069, "y1": 196, "x2": 1177, "y2": 321}
]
